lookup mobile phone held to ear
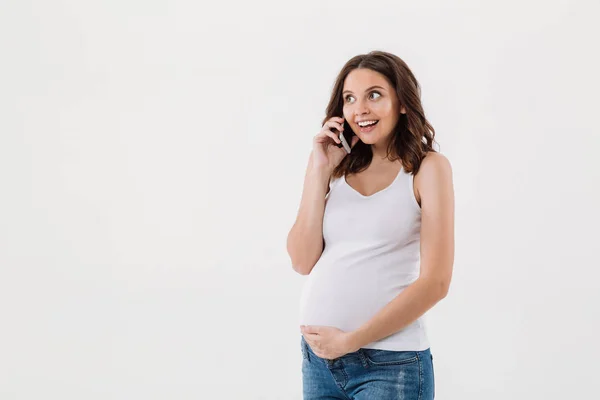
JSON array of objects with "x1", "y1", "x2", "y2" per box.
[{"x1": 330, "y1": 119, "x2": 355, "y2": 154}]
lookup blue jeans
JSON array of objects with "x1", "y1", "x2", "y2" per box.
[{"x1": 301, "y1": 336, "x2": 435, "y2": 399}]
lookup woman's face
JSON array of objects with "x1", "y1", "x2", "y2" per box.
[{"x1": 341, "y1": 68, "x2": 405, "y2": 147}]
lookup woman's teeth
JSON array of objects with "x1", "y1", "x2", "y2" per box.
[
  {"x1": 358, "y1": 120, "x2": 378, "y2": 127},
  {"x1": 358, "y1": 120, "x2": 379, "y2": 132}
]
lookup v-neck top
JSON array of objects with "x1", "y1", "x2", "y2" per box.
[
  {"x1": 343, "y1": 164, "x2": 404, "y2": 198},
  {"x1": 298, "y1": 165, "x2": 429, "y2": 351}
]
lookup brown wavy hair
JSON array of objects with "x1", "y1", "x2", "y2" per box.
[{"x1": 323, "y1": 50, "x2": 438, "y2": 179}]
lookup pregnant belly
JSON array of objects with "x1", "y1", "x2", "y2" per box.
[{"x1": 298, "y1": 264, "x2": 410, "y2": 332}]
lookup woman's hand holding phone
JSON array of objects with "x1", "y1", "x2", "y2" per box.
[{"x1": 312, "y1": 116, "x2": 360, "y2": 174}]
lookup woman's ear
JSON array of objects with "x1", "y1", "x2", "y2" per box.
[{"x1": 400, "y1": 105, "x2": 407, "y2": 114}]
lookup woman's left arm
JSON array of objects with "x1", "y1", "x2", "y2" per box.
[{"x1": 347, "y1": 152, "x2": 455, "y2": 350}]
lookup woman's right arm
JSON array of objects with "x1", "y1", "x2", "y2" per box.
[{"x1": 286, "y1": 151, "x2": 332, "y2": 275}]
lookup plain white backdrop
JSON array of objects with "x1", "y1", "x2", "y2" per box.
[{"x1": 1, "y1": 0, "x2": 599, "y2": 398}]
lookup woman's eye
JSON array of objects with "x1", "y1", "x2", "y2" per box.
[{"x1": 345, "y1": 92, "x2": 381, "y2": 103}]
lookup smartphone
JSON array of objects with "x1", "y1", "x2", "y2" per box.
[{"x1": 330, "y1": 119, "x2": 355, "y2": 154}]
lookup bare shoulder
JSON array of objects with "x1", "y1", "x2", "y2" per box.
[
  {"x1": 418, "y1": 152, "x2": 452, "y2": 175},
  {"x1": 414, "y1": 152, "x2": 453, "y2": 205}
]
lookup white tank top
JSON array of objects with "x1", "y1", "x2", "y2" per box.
[{"x1": 298, "y1": 164, "x2": 430, "y2": 351}]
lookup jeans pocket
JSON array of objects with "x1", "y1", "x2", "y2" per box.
[{"x1": 362, "y1": 348, "x2": 419, "y2": 366}]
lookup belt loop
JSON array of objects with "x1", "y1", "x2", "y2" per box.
[{"x1": 357, "y1": 348, "x2": 369, "y2": 369}]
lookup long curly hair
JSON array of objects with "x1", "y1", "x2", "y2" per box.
[{"x1": 323, "y1": 50, "x2": 438, "y2": 178}]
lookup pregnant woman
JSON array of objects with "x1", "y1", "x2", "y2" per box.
[{"x1": 286, "y1": 50, "x2": 455, "y2": 399}]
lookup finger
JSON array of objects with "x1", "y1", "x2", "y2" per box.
[
  {"x1": 314, "y1": 351, "x2": 329, "y2": 359},
  {"x1": 303, "y1": 335, "x2": 316, "y2": 351},
  {"x1": 304, "y1": 333, "x2": 320, "y2": 341},
  {"x1": 303, "y1": 332, "x2": 320, "y2": 344},
  {"x1": 327, "y1": 131, "x2": 341, "y2": 144},
  {"x1": 303, "y1": 325, "x2": 320, "y2": 335},
  {"x1": 315, "y1": 130, "x2": 341, "y2": 145},
  {"x1": 322, "y1": 121, "x2": 344, "y2": 132},
  {"x1": 311, "y1": 347, "x2": 332, "y2": 360},
  {"x1": 313, "y1": 131, "x2": 340, "y2": 145}
]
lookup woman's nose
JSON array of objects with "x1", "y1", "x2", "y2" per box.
[{"x1": 353, "y1": 99, "x2": 370, "y2": 115}]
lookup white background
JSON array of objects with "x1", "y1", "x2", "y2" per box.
[{"x1": 1, "y1": 0, "x2": 599, "y2": 398}]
